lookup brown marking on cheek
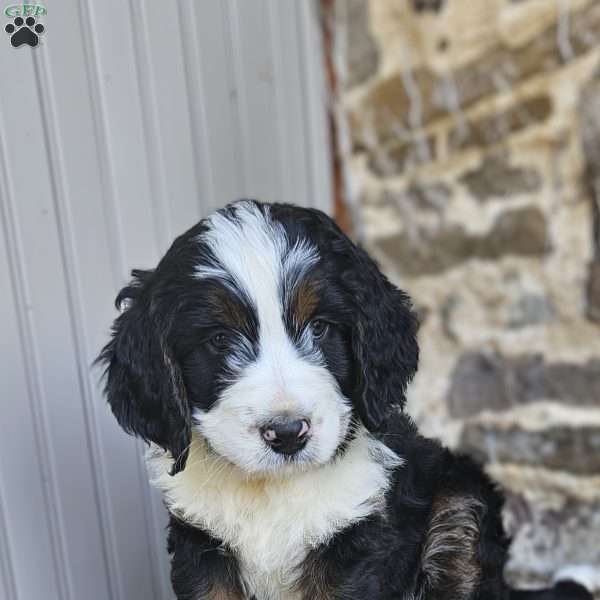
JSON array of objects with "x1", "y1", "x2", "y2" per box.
[{"x1": 294, "y1": 279, "x2": 320, "y2": 327}]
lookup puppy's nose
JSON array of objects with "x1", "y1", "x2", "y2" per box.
[{"x1": 260, "y1": 417, "x2": 311, "y2": 455}]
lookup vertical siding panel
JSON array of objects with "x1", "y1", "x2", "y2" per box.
[
  {"x1": 0, "y1": 210, "x2": 59, "y2": 600},
  {"x1": 266, "y1": 0, "x2": 294, "y2": 205},
  {"x1": 76, "y1": 0, "x2": 124, "y2": 288},
  {"x1": 227, "y1": 0, "x2": 283, "y2": 203},
  {"x1": 177, "y1": 0, "x2": 216, "y2": 214},
  {"x1": 225, "y1": 0, "x2": 251, "y2": 198},
  {"x1": 267, "y1": 0, "x2": 310, "y2": 207},
  {"x1": 137, "y1": 1, "x2": 202, "y2": 239},
  {"x1": 296, "y1": 1, "x2": 333, "y2": 213},
  {"x1": 191, "y1": 0, "x2": 246, "y2": 209},
  {"x1": 0, "y1": 118, "x2": 21, "y2": 600},
  {"x1": 0, "y1": 483, "x2": 18, "y2": 600},
  {"x1": 84, "y1": 0, "x2": 156, "y2": 268},
  {"x1": 129, "y1": 0, "x2": 171, "y2": 252},
  {"x1": 0, "y1": 173, "x2": 60, "y2": 600}
]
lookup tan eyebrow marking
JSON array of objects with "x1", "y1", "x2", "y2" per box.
[
  {"x1": 210, "y1": 286, "x2": 249, "y2": 330},
  {"x1": 293, "y1": 279, "x2": 320, "y2": 327}
]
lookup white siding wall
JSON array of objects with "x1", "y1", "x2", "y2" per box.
[{"x1": 0, "y1": 2, "x2": 332, "y2": 599}]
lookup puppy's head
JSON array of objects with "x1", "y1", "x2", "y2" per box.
[{"x1": 98, "y1": 201, "x2": 418, "y2": 475}]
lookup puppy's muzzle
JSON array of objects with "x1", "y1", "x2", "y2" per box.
[{"x1": 260, "y1": 416, "x2": 311, "y2": 455}]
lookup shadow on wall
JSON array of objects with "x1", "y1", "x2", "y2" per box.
[{"x1": 329, "y1": 0, "x2": 600, "y2": 590}]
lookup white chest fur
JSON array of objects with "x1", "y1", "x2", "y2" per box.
[{"x1": 147, "y1": 430, "x2": 401, "y2": 600}]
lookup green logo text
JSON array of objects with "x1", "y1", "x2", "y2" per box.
[{"x1": 4, "y1": 4, "x2": 46, "y2": 17}]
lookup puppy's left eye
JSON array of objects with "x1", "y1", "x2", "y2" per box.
[
  {"x1": 310, "y1": 319, "x2": 330, "y2": 340},
  {"x1": 207, "y1": 332, "x2": 233, "y2": 353}
]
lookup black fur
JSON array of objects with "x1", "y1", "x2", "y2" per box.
[
  {"x1": 98, "y1": 201, "x2": 592, "y2": 600},
  {"x1": 168, "y1": 517, "x2": 245, "y2": 599}
]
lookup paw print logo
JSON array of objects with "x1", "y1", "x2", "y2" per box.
[{"x1": 5, "y1": 16, "x2": 45, "y2": 48}]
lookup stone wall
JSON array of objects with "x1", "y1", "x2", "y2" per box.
[{"x1": 331, "y1": 0, "x2": 600, "y2": 590}]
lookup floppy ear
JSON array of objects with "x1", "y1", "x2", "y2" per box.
[
  {"x1": 97, "y1": 270, "x2": 191, "y2": 475},
  {"x1": 289, "y1": 205, "x2": 420, "y2": 431},
  {"x1": 346, "y1": 247, "x2": 419, "y2": 431}
]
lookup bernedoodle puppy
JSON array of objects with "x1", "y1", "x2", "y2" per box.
[{"x1": 98, "y1": 200, "x2": 594, "y2": 600}]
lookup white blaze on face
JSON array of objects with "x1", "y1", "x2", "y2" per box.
[{"x1": 194, "y1": 201, "x2": 352, "y2": 473}]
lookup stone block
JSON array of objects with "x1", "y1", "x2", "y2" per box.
[
  {"x1": 375, "y1": 206, "x2": 549, "y2": 276},
  {"x1": 343, "y1": 0, "x2": 380, "y2": 88},
  {"x1": 448, "y1": 352, "x2": 600, "y2": 418},
  {"x1": 367, "y1": 134, "x2": 436, "y2": 176},
  {"x1": 448, "y1": 95, "x2": 552, "y2": 151},
  {"x1": 588, "y1": 259, "x2": 600, "y2": 323},
  {"x1": 460, "y1": 154, "x2": 542, "y2": 201},
  {"x1": 460, "y1": 422, "x2": 600, "y2": 475}
]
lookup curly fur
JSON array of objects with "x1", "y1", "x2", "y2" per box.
[{"x1": 418, "y1": 495, "x2": 484, "y2": 600}]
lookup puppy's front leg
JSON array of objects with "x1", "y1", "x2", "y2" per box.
[{"x1": 168, "y1": 516, "x2": 245, "y2": 600}]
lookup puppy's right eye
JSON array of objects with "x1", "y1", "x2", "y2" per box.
[
  {"x1": 207, "y1": 332, "x2": 233, "y2": 353},
  {"x1": 310, "y1": 319, "x2": 330, "y2": 340}
]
